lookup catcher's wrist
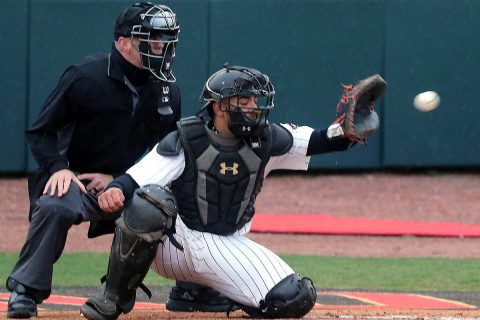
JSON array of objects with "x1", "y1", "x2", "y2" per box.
[{"x1": 327, "y1": 123, "x2": 344, "y2": 140}]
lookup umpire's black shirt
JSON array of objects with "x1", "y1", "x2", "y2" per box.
[{"x1": 26, "y1": 47, "x2": 181, "y2": 178}]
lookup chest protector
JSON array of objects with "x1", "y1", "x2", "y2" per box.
[{"x1": 169, "y1": 116, "x2": 292, "y2": 235}]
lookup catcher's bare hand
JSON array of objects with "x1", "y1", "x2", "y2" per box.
[
  {"x1": 98, "y1": 187, "x2": 125, "y2": 213},
  {"x1": 43, "y1": 169, "x2": 87, "y2": 197},
  {"x1": 77, "y1": 172, "x2": 113, "y2": 196}
]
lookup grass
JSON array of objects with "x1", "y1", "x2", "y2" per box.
[
  {"x1": 0, "y1": 252, "x2": 174, "y2": 287},
  {"x1": 283, "y1": 255, "x2": 480, "y2": 292},
  {"x1": 1, "y1": 253, "x2": 479, "y2": 292}
]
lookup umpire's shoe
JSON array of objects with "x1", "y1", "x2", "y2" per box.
[
  {"x1": 6, "y1": 279, "x2": 39, "y2": 319},
  {"x1": 166, "y1": 281, "x2": 239, "y2": 312}
]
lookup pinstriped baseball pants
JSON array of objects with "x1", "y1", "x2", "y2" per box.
[{"x1": 151, "y1": 218, "x2": 294, "y2": 307}]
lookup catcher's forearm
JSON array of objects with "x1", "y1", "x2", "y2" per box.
[
  {"x1": 306, "y1": 128, "x2": 352, "y2": 156},
  {"x1": 106, "y1": 174, "x2": 139, "y2": 201}
]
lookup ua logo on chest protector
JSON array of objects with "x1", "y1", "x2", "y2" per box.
[{"x1": 220, "y1": 162, "x2": 239, "y2": 175}]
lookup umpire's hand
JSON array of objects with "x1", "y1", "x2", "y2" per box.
[
  {"x1": 77, "y1": 172, "x2": 113, "y2": 195},
  {"x1": 98, "y1": 187, "x2": 125, "y2": 213},
  {"x1": 43, "y1": 169, "x2": 87, "y2": 197}
]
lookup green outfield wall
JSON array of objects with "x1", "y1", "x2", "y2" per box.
[{"x1": 1, "y1": 0, "x2": 479, "y2": 173}]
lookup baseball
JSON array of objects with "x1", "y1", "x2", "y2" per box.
[{"x1": 413, "y1": 91, "x2": 440, "y2": 112}]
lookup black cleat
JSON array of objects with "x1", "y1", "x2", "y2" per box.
[
  {"x1": 7, "y1": 287, "x2": 38, "y2": 319},
  {"x1": 166, "y1": 282, "x2": 239, "y2": 312}
]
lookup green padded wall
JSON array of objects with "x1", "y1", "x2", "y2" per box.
[
  {"x1": 0, "y1": 0, "x2": 28, "y2": 172},
  {"x1": 162, "y1": 0, "x2": 209, "y2": 115},
  {"x1": 209, "y1": 0, "x2": 385, "y2": 169},
  {"x1": 383, "y1": 0, "x2": 480, "y2": 168},
  {"x1": 2, "y1": 0, "x2": 479, "y2": 173}
]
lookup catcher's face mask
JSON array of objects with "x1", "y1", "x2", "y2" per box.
[
  {"x1": 131, "y1": 4, "x2": 180, "y2": 82},
  {"x1": 222, "y1": 93, "x2": 272, "y2": 137},
  {"x1": 199, "y1": 65, "x2": 275, "y2": 137}
]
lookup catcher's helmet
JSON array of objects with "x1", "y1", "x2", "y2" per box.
[
  {"x1": 114, "y1": 2, "x2": 180, "y2": 82},
  {"x1": 199, "y1": 65, "x2": 275, "y2": 137}
]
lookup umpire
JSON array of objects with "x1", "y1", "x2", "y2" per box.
[{"x1": 5, "y1": 2, "x2": 182, "y2": 318}]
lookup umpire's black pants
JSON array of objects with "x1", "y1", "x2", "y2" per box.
[{"x1": 8, "y1": 183, "x2": 114, "y2": 300}]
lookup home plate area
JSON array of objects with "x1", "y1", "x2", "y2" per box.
[{"x1": 2, "y1": 289, "x2": 480, "y2": 319}]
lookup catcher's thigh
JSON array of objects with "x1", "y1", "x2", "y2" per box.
[{"x1": 151, "y1": 230, "x2": 294, "y2": 307}]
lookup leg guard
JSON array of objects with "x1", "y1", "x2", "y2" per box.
[
  {"x1": 241, "y1": 274, "x2": 317, "y2": 318},
  {"x1": 81, "y1": 185, "x2": 178, "y2": 319},
  {"x1": 81, "y1": 225, "x2": 159, "y2": 320},
  {"x1": 105, "y1": 225, "x2": 159, "y2": 313}
]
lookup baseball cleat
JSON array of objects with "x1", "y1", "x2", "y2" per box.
[
  {"x1": 6, "y1": 281, "x2": 38, "y2": 319},
  {"x1": 166, "y1": 283, "x2": 239, "y2": 312},
  {"x1": 7, "y1": 293, "x2": 38, "y2": 319}
]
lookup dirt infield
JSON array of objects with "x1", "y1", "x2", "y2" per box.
[
  {"x1": 2, "y1": 172, "x2": 480, "y2": 257},
  {"x1": 1, "y1": 172, "x2": 480, "y2": 319},
  {"x1": 3, "y1": 308, "x2": 480, "y2": 320},
  {"x1": 3, "y1": 309, "x2": 480, "y2": 320},
  {"x1": 2, "y1": 288, "x2": 480, "y2": 319}
]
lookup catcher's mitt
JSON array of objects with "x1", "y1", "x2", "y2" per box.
[{"x1": 335, "y1": 74, "x2": 387, "y2": 143}]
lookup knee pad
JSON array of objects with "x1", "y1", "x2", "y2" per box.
[
  {"x1": 118, "y1": 184, "x2": 178, "y2": 243},
  {"x1": 242, "y1": 274, "x2": 317, "y2": 318}
]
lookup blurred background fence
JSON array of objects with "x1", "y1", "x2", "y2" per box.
[{"x1": 1, "y1": 0, "x2": 479, "y2": 173}]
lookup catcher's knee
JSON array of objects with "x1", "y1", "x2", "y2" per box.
[
  {"x1": 117, "y1": 184, "x2": 178, "y2": 243},
  {"x1": 242, "y1": 274, "x2": 316, "y2": 318}
]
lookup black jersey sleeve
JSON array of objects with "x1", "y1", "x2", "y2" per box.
[{"x1": 306, "y1": 128, "x2": 353, "y2": 156}]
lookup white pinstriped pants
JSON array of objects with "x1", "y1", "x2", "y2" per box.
[{"x1": 151, "y1": 217, "x2": 294, "y2": 307}]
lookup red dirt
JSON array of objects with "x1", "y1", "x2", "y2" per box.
[
  {"x1": 1, "y1": 173, "x2": 480, "y2": 319},
  {"x1": 2, "y1": 173, "x2": 480, "y2": 258},
  {"x1": 4, "y1": 308, "x2": 480, "y2": 320}
]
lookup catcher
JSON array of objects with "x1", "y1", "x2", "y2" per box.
[{"x1": 80, "y1": 66, "x2": 386, "y2": 319}]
